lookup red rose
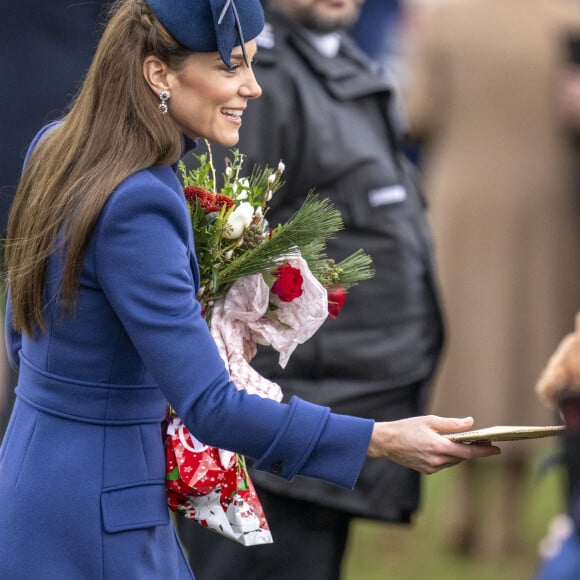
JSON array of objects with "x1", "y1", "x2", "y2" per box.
[
  {"x1": 327, "y1": 286, "x2": 346, "y2": 319},
  {"x1": 271, "y1": 263, "x2": 303, "y2": 302},
  {"x1": 183, "y1": 185, "x2": 234, "y2": 213}
]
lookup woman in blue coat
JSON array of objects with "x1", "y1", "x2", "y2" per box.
[{"x1": 0, "y1": 0, "x2": 499, "y2": 577}]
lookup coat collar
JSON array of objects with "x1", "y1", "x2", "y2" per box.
[{"x1": 259, "y1": 8, "x2": 392, "y2": 101}]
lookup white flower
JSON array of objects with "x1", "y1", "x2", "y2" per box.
[
  {"x1": 224, "y1": 202, "x2": 254, "y2": 239},
  {"x1": 278, "y1": 160, "x2": 285, "y2": 173},
  {"x1": 225, "y1": 166, "x2": 233, "y2": 177},
  {"x1": 233, "y1": 177, "x2": 250, "y2": 199}
]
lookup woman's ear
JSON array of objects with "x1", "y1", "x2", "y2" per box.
[{"x1": 143, "y1": 56, "x2": 171, "y2": 94}]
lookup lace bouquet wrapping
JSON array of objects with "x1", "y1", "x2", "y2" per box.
[{"x1": 164, "y1": 143, "x2": 374, "y2": 545}]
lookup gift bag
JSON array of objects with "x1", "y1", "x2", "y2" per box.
[{"x1": 163, "y1": 411, "x2": 273, "y2": 546}]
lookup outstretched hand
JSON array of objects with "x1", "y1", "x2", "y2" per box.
[{"x1": 367, "y1": 415, "x2": 501, "y2": 474}]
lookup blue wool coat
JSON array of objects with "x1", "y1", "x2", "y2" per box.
[{"x1": 0, "y1": 125, "x2": 373, "y2": 579}]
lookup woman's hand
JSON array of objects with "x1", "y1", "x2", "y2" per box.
[{"x1": 367, "y1": 415, "x2": 501, "y2": 474}]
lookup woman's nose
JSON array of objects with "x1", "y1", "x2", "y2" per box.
[{"x1": 240, "y1": 68, "x2": 262, "y2": 100}]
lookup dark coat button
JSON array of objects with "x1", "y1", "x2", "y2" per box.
[{"x1": 271, "y1": 462, "x2": 283, "y2": 474}]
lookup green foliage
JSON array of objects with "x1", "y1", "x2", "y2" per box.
[
  {"x1": 179, "y1": 143, "x2": 374, "y2": 317},
  {"x1": 219, "y1": 193, "x2": 373, "y2": 286}
]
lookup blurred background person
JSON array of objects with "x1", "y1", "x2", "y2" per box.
[
  {"x1": 0, "y1": 0, "x2": 110, "y2": 441},
  {"x1": 176, "y1": 0, "x2": 446, "y2": 578},
  {"x1": 534, "y1": 314, "x2": 580, "y2": 579},
  {"x1": 403, "y1": 0, "x2": 580, "y2": 558},
  {"x1": 559, "y1": 45, "x2": 580, "y2": 129},
  {"x1": 349, "y1": 0, "x2": 403, "y2": 70}
]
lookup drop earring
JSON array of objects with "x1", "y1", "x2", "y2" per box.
[{"x1": 158, "y1": 90, "x2": 170, "y2": 114}]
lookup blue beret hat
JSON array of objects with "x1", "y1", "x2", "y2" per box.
[{"x1": 145, "y1": 0, "x2": 264, "y2": 67}]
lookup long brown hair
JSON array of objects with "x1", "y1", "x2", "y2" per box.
[{"x1": 6, "y1": 0, "x2": 192, "y2": 336}]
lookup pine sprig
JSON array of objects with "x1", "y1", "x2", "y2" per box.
[
  {"x1": 334, "y1": 250, "x2": 375, "y2": 287},
  {"x1": 218, "y1": 194, "x2": 341, "y2": 283}
]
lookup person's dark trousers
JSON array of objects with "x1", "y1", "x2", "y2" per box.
[{"x1": 178, "y1": 489, "x2": 352, "y2": 580}]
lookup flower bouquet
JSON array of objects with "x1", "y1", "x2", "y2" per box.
[{"x1": 164, "y1": 142, "x2": 374, "y2": 545}]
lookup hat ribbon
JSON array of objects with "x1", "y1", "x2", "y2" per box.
[{"x1": 217, "y1": 0, "x2": 249, "y2": 66}]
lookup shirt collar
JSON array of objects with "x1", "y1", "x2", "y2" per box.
[{"x1": 302, "y1": 30, "x2": 341, "y2": 58}]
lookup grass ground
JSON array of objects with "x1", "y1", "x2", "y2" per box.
[{"x1": 342, "y1": 448, "x2": 566, "y2": 580}]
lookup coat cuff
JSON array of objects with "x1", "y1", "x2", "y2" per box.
[
  {"x1": 254, "y1": 396, "x2": 374, "y2": 489},
  {"x1": 254, "y1": 396, "x2": 329, "y2": 480},
  {"x1": 298, "y1": 408, "x2": 374, "y2": 489}
]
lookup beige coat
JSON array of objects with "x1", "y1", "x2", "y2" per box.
[{"x1": 404, "y1": 0, "x2": 580, "y2": 432}]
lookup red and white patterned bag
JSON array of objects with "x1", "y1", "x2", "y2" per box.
[{"x1": 164, "y1": 410, "x2": 273, "y2": 546}]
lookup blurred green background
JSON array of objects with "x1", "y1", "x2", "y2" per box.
[{"x1": 342, "y1": 446, "x2": 566, "y2": 580}]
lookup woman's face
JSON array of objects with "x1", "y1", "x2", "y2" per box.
[{"x1": 166, "y1": 41, "x2": 262, "y2": 146}]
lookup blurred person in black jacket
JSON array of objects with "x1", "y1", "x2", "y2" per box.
[{"x1": 176, "y1": 1, "x2": 445, "y2": 578}]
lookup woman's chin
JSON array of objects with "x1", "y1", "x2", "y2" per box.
[
  {"x1": 180, "y1": 128, "x2": 239, "y2": 148},
  {"x1": 217, "y1": 136, "x2": 240, "y2": 148}
]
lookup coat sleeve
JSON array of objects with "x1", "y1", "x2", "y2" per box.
[{"x1": 94, "y1": 172, "x2": 373, "y2": 488}]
